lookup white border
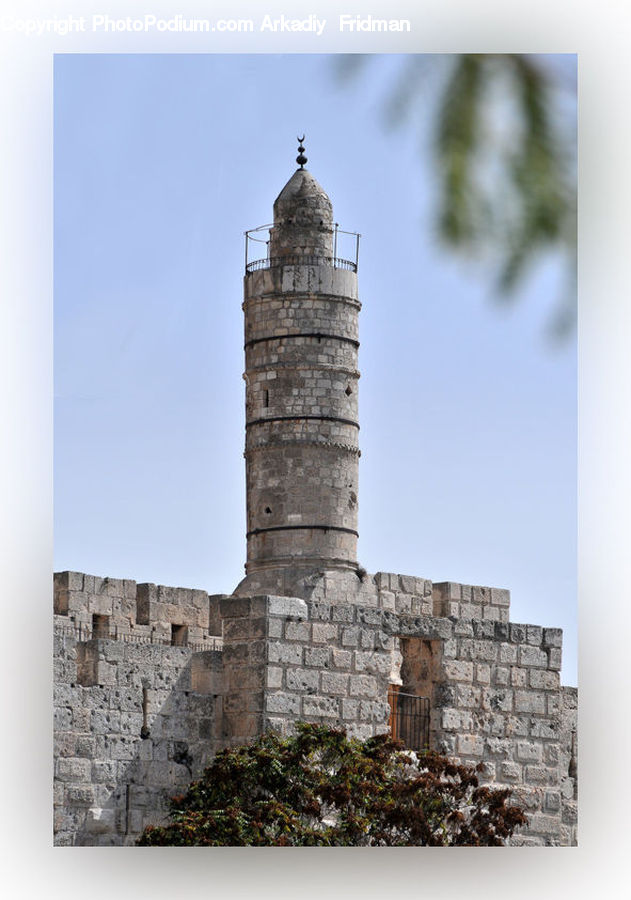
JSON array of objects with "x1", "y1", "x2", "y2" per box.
[{"x1": 1, "y1": 0, "x2": 628, "y2": 893}]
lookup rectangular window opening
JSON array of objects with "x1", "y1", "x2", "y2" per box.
[
  {"x1": 92, "y1": 614, "x2": 110, "y2": 640},
  {"x1": 171, "y1": 624, "x2": 188, "y2": 647},
  {"x1": 388, "y1": 637, "x2": 442, "y2": 751},
  {"x1": 388, "y1": 685, "x2": 430, "y2": 752}
]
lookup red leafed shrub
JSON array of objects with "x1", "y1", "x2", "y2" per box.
[{"x1": 137, "y1": 723, "x2": 527, "y2": 846}]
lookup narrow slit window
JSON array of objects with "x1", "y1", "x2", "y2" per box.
[{"x1": 263, "y1": 389, "x2": 269, "y2": 408}]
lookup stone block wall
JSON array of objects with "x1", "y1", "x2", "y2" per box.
[
  {"x1": 219, "y1": 591, "x2": 574, "y2": 846},
  {"x1": 242, "y1": 263, "x2": 361, "y2": 578},
  {"x1": 374, "y1": 572, "x2": 434, "y2": 616},
  {"x1": 53, "y1": 573, "x2": 224, "y2": 846},
  {"x1": 559, "y1": 686, "x2": 578, "y2": 845},
  {"x1": 54, "y1": 571, "x2": 222, "y2": 645},
  {"x1": 54, "y1": 571, "x2": 137, "y2": 631},
  {"x1": 54, "y1": 627, "x2": 222, "y2": 845},
  {"x1": 424, "y1": 617, "x2": 567, "y2": 845},
  {"x1": 135, "y1": 582, "x2": 210, "y2": 644},
  {"x1": 54, "y1": 570, "x2": 577, "y2": 847},
  {"x1": 235, "y1": 568, "x2": 501, "y2": 621},
  {"x1": 243, "y1": 267, "x2": 359, "y2": 335},
  {"x1": 220, "y1": 595, "x2": 395, "y2": 744},
  {"x1": 432, "y1": 580, "x2": 511, "y2": 623}
]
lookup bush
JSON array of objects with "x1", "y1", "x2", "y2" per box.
[{"x1": 138, "y1": 723, "x2": 527, "y2": 846}]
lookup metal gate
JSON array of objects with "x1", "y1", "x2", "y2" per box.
[{"x1": 388, "y1": 687, "x2": 430, "y2": 752}]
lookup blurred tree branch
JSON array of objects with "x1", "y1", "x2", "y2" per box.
[{"x1": 335, "y1": 54, "x2": 577, "y2": 339}]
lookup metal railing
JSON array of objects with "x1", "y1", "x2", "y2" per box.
[
  {"x1": 246, "y1": 254, "x2": 356, "y2": 274},
  {"x1": 244, "y1": 223, "x2": 360, "y2": 274},
  {"x1": 388, "y1": 688, "x2": 430, "y2": 752}
]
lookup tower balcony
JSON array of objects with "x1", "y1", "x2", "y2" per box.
[
  {"x1": 245, "y1": 254, "x2": 357, "y2": 274},
  {"x1": 244, "y1": 223, "x2": 360, "y2": 275}
]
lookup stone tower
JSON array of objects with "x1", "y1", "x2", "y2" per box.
[
  {"x1": 52, "y1": 144, "x2": 577, "y2": 847},
  {"x1": 235, "y1": 144, "x2": 362, "y2": 599}
]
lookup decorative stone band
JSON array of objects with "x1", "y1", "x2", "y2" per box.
[
  {"x1": 243, "y1": 554, "x2": 359, "y2": 573},
  {"x1": 246, "y1": 524, "x2": 359, "y2": 538},
  {"x1": 242, "y1": 294, "x2": 361, "y2": 312},
  {"x1": 244, "y1": 440, "x2": 361, "y2": 455},
  {"x1": 244, "y1": 332, "x2": 360, "y2": 350},
  {"x1": 245, "y1": 363, "x2": 359, "y2": 378},
  {"x1": 246, "y1": 414, "x2": 360, "y2": 429}
]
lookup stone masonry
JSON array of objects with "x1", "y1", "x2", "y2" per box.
[
  {"x1": 239, "y1": 165, "x2": 361, "y2": 592},
  {"x1": 53, "y1": 570, "x2": 577, "y2": 846},
  {"x1": 54, "y1": 152, "x2": 577, "y2": 846}
]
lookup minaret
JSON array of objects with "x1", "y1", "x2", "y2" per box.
[{"x1": 235, "y1": 140, "x2": 361, "y2": 598}]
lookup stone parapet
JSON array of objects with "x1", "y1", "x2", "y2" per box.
[
  {"x1": 243, "y1": 265, "x2": 358, "y2": 307},
  {"x1": 54, "y1": 571, "x2": 576, "y2": 847},
  {"x1": 433, "y1": 580, "x2": 511, "y2": 623},
  {"x1": 53, "y1": 571, "x2": 222, "y2": 645}
]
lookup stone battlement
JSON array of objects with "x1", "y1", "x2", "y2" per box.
[
  {"x1": 53, "y1": 569, "x2": 576, "y2": 847},
  {"x1": 54, "y1": 571, "x2": 224, "y2": 646},
  {"x1": 54, "y1": 569, "x2": 512, "y2": 640}
]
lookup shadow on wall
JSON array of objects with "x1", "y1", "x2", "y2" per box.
[{"x1": 54, "y1": 635, "x2": 223, "y2": 847}]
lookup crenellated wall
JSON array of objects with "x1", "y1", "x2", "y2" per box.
[
  {"x1": 53, "y1": 572, "x2": 224, "y2": 845},
  {"x1": 53, "y1": 569, "x2": 577, "y2": 846}
]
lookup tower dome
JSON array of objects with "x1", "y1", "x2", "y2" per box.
[{"x1": 270, "y1": 167, "x2": 334, "y2": 260}]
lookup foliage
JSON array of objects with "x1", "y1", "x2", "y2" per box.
[
  {"x1": 336, "y1": 54, "x2": 576, "y2": 337},
  {"x1": 137, "y1": 723, "x2": 527, "y2": 846}
]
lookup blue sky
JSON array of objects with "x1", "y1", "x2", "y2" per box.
[{"x1": 54, "y1": 53, "x2": 576, "y2": 683}]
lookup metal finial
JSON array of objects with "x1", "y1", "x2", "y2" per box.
[{"x1": 296, "y1": 135, "x2": 307, "y2": 168}]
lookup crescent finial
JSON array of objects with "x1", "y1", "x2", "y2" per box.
[{"x1": 296, "y1": 135, "x2": 307, "y2": 169}]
